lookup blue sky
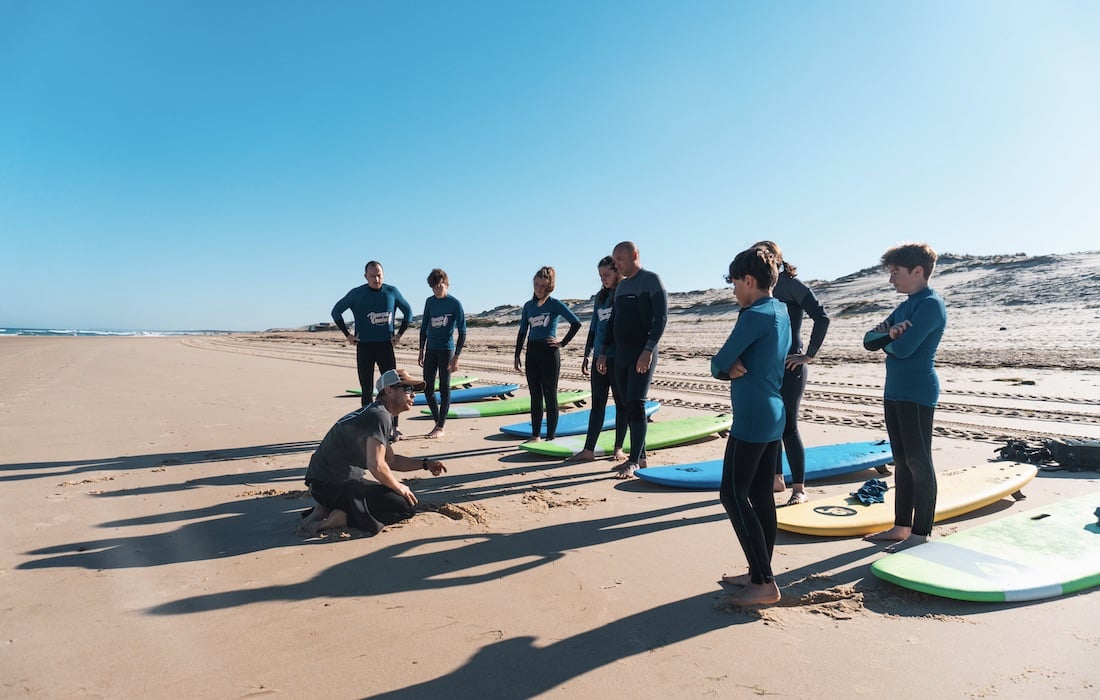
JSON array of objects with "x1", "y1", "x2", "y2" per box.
[{"x1": 2, "y1": 1, "x2": 1098, "y2": 331}]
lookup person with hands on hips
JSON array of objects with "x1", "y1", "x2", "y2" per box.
[{"x1": 299, "y1": 368, "x2": 447, "y2": 537}]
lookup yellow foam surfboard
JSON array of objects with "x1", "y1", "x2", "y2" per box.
[{"x1": 776, "y1": 461, "x2": 1038, "y2": 537}]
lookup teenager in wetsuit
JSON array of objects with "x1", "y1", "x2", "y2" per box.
[
  {"x1": 332, "y1": 261, "x2": 413, "y2": 407},
  {"x1": 863, "y1": 243, "x2": 946, "y2": 552},
  {"x1": 418, "y1": 268, "x2": 467, "y2": 439},
  {"x1": 753, "y1": 241, "x2": 830, "y2": 506},
  {"x1": 711, "y1": 247, "x2": 791, "y2": 607},
  {"x1": 596, "y1": 241, "x2": 667, "y2": 479},
  {"x1": 514, "y1": 266, "x2": 581, "y2": 442},
  {"x1": 576, "y1": 256, "x2": 627, "y2": 463}
]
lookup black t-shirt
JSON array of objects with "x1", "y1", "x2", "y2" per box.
[{"x1": 305, "y1": 403, "x2": 393, "y2": 484}]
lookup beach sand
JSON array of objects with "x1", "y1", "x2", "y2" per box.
[{"x1": 2, "y1": 324, "x2": 1098, "y2": 698}]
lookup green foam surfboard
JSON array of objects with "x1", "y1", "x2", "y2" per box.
[
  {"x1": 424, "y1": 391, "x2": 592, "y2": 418},
  {"x1": 518, "y1": 413, "x2": 731, "y2": 457}
]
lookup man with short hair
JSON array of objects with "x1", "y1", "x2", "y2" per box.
[{"x1": 300, "y1": 369, "x2": 447, "y2": 536}]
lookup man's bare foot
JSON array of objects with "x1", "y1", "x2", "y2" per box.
[
  {"x1": 612, "y1": 448, "x2": 627, "y2": 461},
  {"x1": 526, "y1": 436, "x2": 542, "y2": 443},
  {"x1": 723, "y1": 581, "x2": 781, "y2": 607},
  {"x1": 302, "y1": 508, "x2": 348, "y2": 536},
  {"x1": 773, "y1": 474, "x2": 786, "y2": 493},
  {"x1": 864, "y1": 525, "x2": 912, "y2": 543},
  {"x1": 571, "y1": 449, "x2": 596, "y2": 462},
  {"x1": 638, "y1": 457, "x2": 647, "y2": 469},
  {"x1": 780, "y1": 490, "x2": 808, "y2": 507},
  {"x1": 885, "y1": 534, "x2": 931, "y2": 553},
  {"x1": 427, "y1": 427, "x2": 445, "y2": 439},
  {"x1": 614, "y1": 461, "x2": 638, "y2": 480},
  {"x1": 296, "y1": 505, "x2": 331, "y2": 535},
  {"x1": 719, "y1": 572, "x2": 752, "y2": 587}
]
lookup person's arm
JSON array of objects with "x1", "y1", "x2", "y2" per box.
[
  {"x1": 394, "y1": 289, "x2": 413, "y2": 340},
  {"x1": 787, "y1": 281, "x2": 831, "y2": 368},
  {"x1": 364, "y1": 437, "x2": 417, "y2": 505},
  {"x1": 884, "y1": 298, "x2": 945, "y2": 358},
  {"x1": 419, "y1": 300, "x2": 429, "y2": 352},
  {"x1": 558, "y1": 304, "x2": 582, "y2": 347},
  {"x1": 453, "y1": 299, "x2": 467, "y2": 357},
  {"x1": 581, "y1": 309, "x2": 597, "y2": 376},
  {"x1": 863, "y1": 312, "x2": 896, "y2": 351},
  {"x1": 711, "y1": 312, "x2": 762, "y2": 379},
  {"x1": 514, "y1": 305, "x2": 528, "y2": 371},
  {"x1": 331, "y1": 293, "x2": 353, "y2": 339},
  {"x1": 644, "y1": 273, "x2": 668, "y2": 352}
]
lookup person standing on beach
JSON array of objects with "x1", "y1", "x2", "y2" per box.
[
  {"x1": 418, "y1": 268, "x2": 467, "y2": 439},
  {"x1": 299, "y1": 369, "x2": 447, "y2": 537},
  {"x1": 576, "y1": 256, "x2": 627, "y2": 463},
  {"x1": 596, "y1": 241, "x2": 668, "y2": 479},
  {"x1": 863, "y1": 243, "x2": 946, "y2": 552},
  {"x1": 332, "y1": 261, "x2": 413, "y2": 409},
  {"x1": 711, "y1": 247, "x2": 790, "y2": 607},
  {"x1": 514, "y1": 266, "x2": 582, "y2": 442},
  {"x1": 753, "y1": 241, "x2": 830, "y2": 506}
]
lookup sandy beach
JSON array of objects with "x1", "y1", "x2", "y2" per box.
[{"x1": 2, "y1": 313, "x2": 1099, "y2": 697}]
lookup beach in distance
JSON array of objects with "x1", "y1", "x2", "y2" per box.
[{"x1": 2, "y1": 252, "x2": 1099, "y2": 698}]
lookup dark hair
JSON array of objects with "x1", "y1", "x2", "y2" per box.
[
  {"x1": 727, "y1": 247, "x2": 779, "y2": 290},
  {"x1": 752, "y1": 240, "x2": 797, "y2": 278},
  {"x1": 365, "y1": 260, "x2": 383, "y2": 273},
  {"x1": 532, "y1": 265, "x2": 556, "y2": 300},
  {"x1": 595, "y1": 255, "x2": 617, "y2": 305},
  {"x1": 881, "y1": 243, "x2": 937, "y2": 278},
  {"x1": 427, "y1": 268, "x2": 448, "y2": 287}
]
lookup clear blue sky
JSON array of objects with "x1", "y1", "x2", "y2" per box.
[{"x1": 2, "y1": 1, "x2": 1098, "y2": 331}]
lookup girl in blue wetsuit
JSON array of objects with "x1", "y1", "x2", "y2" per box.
[
  {"x1": 711, "y1": 247, "x2": 791, "y2": 608},
  {"x1": 418, "y1": 268, "x2": 467, "y2": 439},
  {"x1": 863, "y1": 243, "x2": 946, "y2": 552},
  {"x1": 753, "y1": 241, "x2": 831, "y2": 505},
  {"x1": 514, "y1": 266, "x2": 581, "y2": 442},
  {"x1": 577, "y1": 256, "x2": 627, "y2": 462}
]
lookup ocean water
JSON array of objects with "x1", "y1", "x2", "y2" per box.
[{"x1": 0, "y1": 327, "x2": 231, "y2": 337}]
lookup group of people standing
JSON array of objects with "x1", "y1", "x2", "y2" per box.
[{"x1": 306, "y1": 240, "x2": 946, "y2": 610}]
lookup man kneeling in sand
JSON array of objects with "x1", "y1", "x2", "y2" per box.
[{"x1": 299, "y1": 368, "x2": 447, "y2": 536}]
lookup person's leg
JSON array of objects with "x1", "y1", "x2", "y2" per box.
[
  {"x1": 542, "y1": 346, "x2": 561, "y2": 440},
  {"x1": 580, "y1": 359, "x2": 612, "y2": 457},
  {"x1": 607, "y1": 357, "x2": 628, "y2": 459},
  {"x1": 525, "y1": 346, "x2": 545, "y2": 440},
  {"x1": 619, "y1": 347, "x2": 657, "y2": 473},
  {"x1": 436, "y1": 349, "x2": 454, "y2": 431},
  {"x1": 423, "y1": 349, "x2": 442, "y2": 428},
  {"x1": 900, "y1": 401, "x2": 937, "y2": 537},
  {"x1": 865, "y1": 400, "x2": 913, "y2": 542},
  {"x1": 376, "y1": 342, "x2": 400, "y2": 437},
  {"x1": 356, "y1": 343, "x2": 374, "y2": 407},
  {"x1": 718, "y1": 437, "x2": 781, "y2": 605},
  {"x1": 778, "y1": 363, "x2": 808, "y2": 502}
]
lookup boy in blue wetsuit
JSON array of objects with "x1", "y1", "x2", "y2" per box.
[
  {"x1": 418, "y1": 268, "x2": 467, "y2": 439},
  {"x1": 332, "y1": 260, "x2": 413, "y2": 408},
  {"x1": 514, "y1": 266, "x2": 581, "y2": 442},
  {"x1": 863, "y1": 243, "x2": 946, "y2": 552},
  {"x1": 711, "y1": 247, "x2": 790, "y2": 607},
  {"x1": 596, "y1": 241, "x2": 668, "y2": 479}
]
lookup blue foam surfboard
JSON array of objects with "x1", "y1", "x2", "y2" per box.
[
  {"x1": 413, "y1": 384, "x2": 520, "y2": 406},
  {"x1": 498, "y1": 400, "x2": 660, "y2": 438},
  {"x1": 635, "y1": 439, "x2": 893, "y2": 489}
]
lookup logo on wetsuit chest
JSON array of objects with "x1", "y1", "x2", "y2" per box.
[
  {"x1": 430, "y1": 314, "x2": 452, "y2": 328},
  {"x1": 529, "y1": 313, "x2": 551, "y2": 328},
  {"x1": 368, "y1": 311, "x2": 393, "y2": 326},
  {"x1": 597, "y1": 307, "x2": 612, "y2": 322}
]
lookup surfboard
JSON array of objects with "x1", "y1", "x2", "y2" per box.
[
  {"x1": 634, "y1": 439, "x2": 893, "y2": 489},
  {"x1": 518, "y1": 414, "x2": 731, "y2": 458},
  {"x1": 345, "y1": 375, "x2": 477, "y2": 396},
  {"x1": 872, "y1": 491, "x2": 1100, "y2": 602},
  {"x1": 775, "y1": 461, "x2": 1038, "y2": 537},
  {"x1": 425, "y1": 391, "x2": 592, "y2": 418},
  {"x1": 498, "y1": 401, "x2": 661, "y2": 438},
  {"x1": 412, "y1": 383, "x2": 520, "y2": 406}
]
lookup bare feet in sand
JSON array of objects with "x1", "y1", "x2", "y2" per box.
[
  {"x1": 300, "y1": 508, "x2": 348, "y2": 536},
  {"x1": 427, "y1": 426, "x2": 445, "y2": 439},
  {"x1": 526, "y1": 436, "x2": 543, "y2": 443},
  {"x1": 885, "y1": 534, "x2": 931, "y2": 553},
  {"x1": 864, "y1": 525, "x2": 912, "y2": 543},
  {"x1": 612, "y1": 448, "x2": 627, "y2": 462},
  {"x1": 723, "y1": 581, "x2": 781, "y2": 607},
  {"x1": 614, "y1": 461, "x2": 638, "y2": 479},
  {"x1": 719, "y1": 572, "x2": 753, "y2": 587},
  {"x1": 571, "y1": 449, "x2": 596, "y2": 462},
  {"x1": 773, "y1": 474, "x2": 786, "y2": 493},
  {"x1": 780, "y1": 489, "x2": 808, "y2": 507}
]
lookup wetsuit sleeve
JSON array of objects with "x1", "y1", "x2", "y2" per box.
[
  {"x1": 454, "y1": 300, "x2": 467, "y2": 356},
  {"x1": 885, "y1": 297, "x2": 945, "y2": 359},
  {"x1": 600, "y1": 304, "x2": 615, "y2": 357},
  {"x1": 582, "y1": 306, "x2": 597, "y2": 358},
  {"x1": 863, "y1": 311, "x2": 897, "y2": 352},
  {"x1": 711, "y1": 311, "x2": 765, "y2": 378},
  {"x1": 515, "y1": 305, "x2": 529, "y2": 359},
  {"x1": 331, "y1": 292, "x2": 352, "y2": 336},
  {"x1": 645, "y1": 273, "x2": 668, "y2": 352},
  {"x1": 792, "y1": 280, "x2": 830, "y2": 358},
  {"x1": 558, "y1": 302, "x2": 582, "y2": 347},
  {"x1": 419, "y1": 299, "x2": 429, "y2": 351},
  {"x1": 394, "y1": 289, "x2": 413, "y2": 337}
]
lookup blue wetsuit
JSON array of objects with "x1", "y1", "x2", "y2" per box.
[
  {"x1": 332, "y1": 284, "x2": 412, "y2": 405},
  {"x1": 864, "y1": 286, "x2": 947, "y2": 537},
  {"x1": 771, "y1": 272, "x2": 831, "y2": 483},
  {"x1": 601, "y1": 268, "x2": 667, "y2": 464},
  {"x1": 711, "y1": 296, "x2": 791, "y2": 585},
  {"x1": 419, "y1": 294, "x2": 467, "y2": 428},
  {"x1": 515, "y1": 297, "x2": 581, "y2": 440}
]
